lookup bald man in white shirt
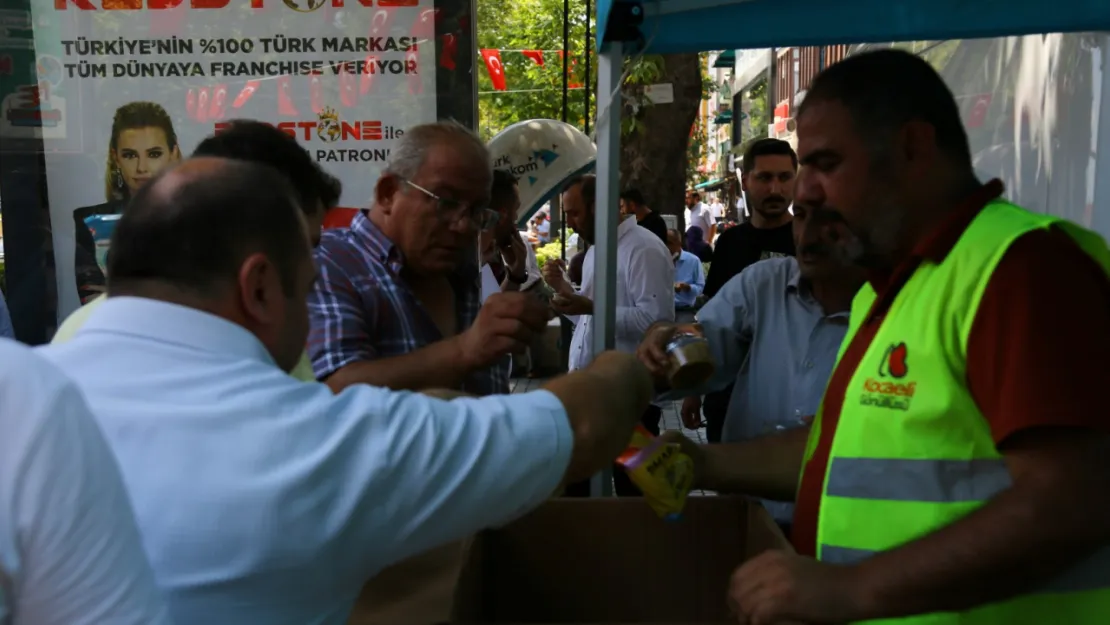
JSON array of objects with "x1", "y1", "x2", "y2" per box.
[
  {"x1": 0, "y1": 338, "x2": 171, "y2": 625},
  {"x1": 40, "y1": 158, "x2": 653, "y2": 625}
]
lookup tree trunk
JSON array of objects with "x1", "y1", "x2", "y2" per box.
[{"x1": 620, "y1": 53, "x2": 703, "y2": 230}]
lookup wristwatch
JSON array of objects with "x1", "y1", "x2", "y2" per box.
[{"x1": 507, "y1": 271, "x2": 528, "y2": 285}]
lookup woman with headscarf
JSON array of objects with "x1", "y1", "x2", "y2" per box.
[
  {"x1": 72, "y1": 102, "x2": 181, "y2": 303},
  {"x1": 686, "y1": 225, "x2": 714, "y2": 262}
]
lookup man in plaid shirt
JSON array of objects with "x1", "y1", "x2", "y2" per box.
[{"x1": 308, "y1": 121, "x2": 551, "y2": 396}]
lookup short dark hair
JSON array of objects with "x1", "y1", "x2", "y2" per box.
[
  {"x1": 564, "y1": 174, "x2": 596, "y2": 212},
  {"x1": 108, "y1": 159, "x2": 308, "y2": 297},
  {"x1": 688, "y1": 191, "x2": 700, "y2": 200},
  {"x1": 799, "y1": 49, "x2": 971, "y2": 167},
  {"x1": 193, "y1": 120, "x2": 339, "y2": 214},
  {"x1": 620, "y1": 188, "x2": 645, "y2": 206},
  {"x1": 492, "y1": 169, "x2": 518, "y2": 204},
  {"x1": 319, "y1": 171, "x2": 342, "y2": 210},
  {"x1": 742, "y1": 138, "x2": 798, "y2": 174}
]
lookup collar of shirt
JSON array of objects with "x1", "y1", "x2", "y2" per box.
[
  {"x1": 617, "y1": 213, "x2": 639, "y2": 239},
  {"x1": 351, "y1": 210, "x2": 405, "y2": 275},
  {"x1": 676, "y1": 250, "x2": 699, "y2": 265},
  {"x1": 82, "y1": 296, "x2": 276, "y2": 368},
  {"x1": 581, "y1": 216, "x2": 639, "y2": 290},
  {"x1": 784, "y1": 259, "x2": 851, "y2": 320},
  {"x1": 866, "y1": 179, "x2": 1004, "y2": 316}
]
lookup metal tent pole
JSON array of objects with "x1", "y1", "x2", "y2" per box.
[
  {"x1": 589, "y1": 39, "x2": 625, "y2": 498},
  {"x1": 584, "y1": 0, "x2": 593, "y2": 136},
  {"x1": 1091, "y1": 38, "x2": 1110, "y2": 237},
  {"x1": 559, "y1": 0, "x2": 571, "y2": 263}
]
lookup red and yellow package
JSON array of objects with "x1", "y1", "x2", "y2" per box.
[{"x1": 616, "y1": 425, "x2": 694, "y2": 521}]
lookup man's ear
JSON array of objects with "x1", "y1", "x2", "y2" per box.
[
  {"x1": 899, "y1": 120, "x2": 939, "y2": 175},
  {"x1": 236, "y1": 253, "x2": 282, "y2": 325},
  {"x1": 375, "y1": 174, "x2": 402, "y2": 214}
]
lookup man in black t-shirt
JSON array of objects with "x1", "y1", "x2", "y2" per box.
[
  {"x1": 620, "y1": 187, "x2": 668, "y2": 244},
  {"x1": 699, "y1": 138, "x2": 798, "y2": 442}
]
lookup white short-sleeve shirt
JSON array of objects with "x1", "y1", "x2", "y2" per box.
[{"x1": 685, "y1": 202, "x2": 716, "y2": 236}]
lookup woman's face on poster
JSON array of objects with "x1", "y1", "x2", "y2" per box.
[{"x1": 113, "y1": 126, "x2": 181, "y2": 194}]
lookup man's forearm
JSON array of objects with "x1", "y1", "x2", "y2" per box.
[
  {"x1": 325, "y1": 338, "x2": 471, "y2": 393},
  {"x1": 541, "y1": 352, "x2": 654, "y2": 484},
  {"x1": 697, "y1": 427, "x2": 810, "y2": 500},
  {"x1": 851, "y1": 444, "x2": 1110, "y2": 619}
]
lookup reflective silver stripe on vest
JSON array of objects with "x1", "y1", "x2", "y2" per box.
[
  {"x1": 825, "y1": 457, "x2": 1012, "y2": 503},
  {"x1": 821, "y1": 544, "x2": 1110, "y2": 593}
]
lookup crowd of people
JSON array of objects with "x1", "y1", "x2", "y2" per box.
[{"x1": 1, "y1": 48, "x2": 1109, "y2": 625}]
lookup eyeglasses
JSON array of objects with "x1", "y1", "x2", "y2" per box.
[{"x1": 405, "y1": 180, "x2": 501, "y2": 231}]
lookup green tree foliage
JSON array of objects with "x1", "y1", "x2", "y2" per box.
[
  {"x1": 476, "y1": 0, "x2": 594, "y2": 138},
  {"x1": 477, "y1": 0, "x2": 704, "y2": 221}
]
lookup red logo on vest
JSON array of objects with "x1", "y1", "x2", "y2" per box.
[
  {"x1": 861, "y1": 343, "x2": 914, "y2": 411},
  {"x1": 879, "y1": 342, "x2": 908, "y2": 379}
]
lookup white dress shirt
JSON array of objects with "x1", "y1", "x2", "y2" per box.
[
  {"x1": 0, "y1": 339, "x2": 171, "y2": 625},
  {"x1": 38, "y1": 297, "x2": 572, "y2": 625},
  {"x1": 568, "y1": 216, "x2": 675, "y2": 371}
]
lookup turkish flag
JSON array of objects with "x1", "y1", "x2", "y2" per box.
[
  {"x1": 407, "y1": 48, "x2": 422, "y2": 95},
  {"x1": 368, "y1": 8, "x2": 392, "y2": 38},
  {"x1": 185, "y1": 88, "x2": 197, "y2": 120},
  {"x1": 309, "y1": 74, "x2": 324, "y2": 114},
  {"x1": 480, "y1": 49, "x2": 506, "y2": 91},
  {"x1": 361, "y1": 55, "x2": 379, "y2": 94},
  {"x1": 410, "y1": 7, "x2": 439, "y2": 40},
  {"x1": 557, "y1": 50, "x2": 582, "y2": 89},
  {"x1": 233, "y1": 80, "x2": 260, "y2": 108},
  {"x1": 966, "y1": 93, "x2": 992, "y2": 129},
  {"x1": 439, "y1": 33, "x2": 458, "y2": 70},
  {"x1": 209, "y1": 83, "x2": 228, "y2": 120},
  {"x1": 277, "y1": 75, "x2": 298, "y2": 116},
  {"x1": 522, "y1": 50, "x2": 544, "y2": 66},
  {"x1": 195, "y1": 87, "x2": 210, "y2": 123}
]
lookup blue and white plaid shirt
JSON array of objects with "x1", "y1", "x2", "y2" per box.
[{"x1": 308, "y1": 210, "x2": 509, "y2": 395}]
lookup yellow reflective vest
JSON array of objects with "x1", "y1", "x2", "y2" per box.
[{"x1": 803, "y1": 199, "x2": 1110, "y2": 623}]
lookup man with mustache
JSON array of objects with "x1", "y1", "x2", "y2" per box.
[
  {"x1": 652, "y1": 50, "x2": 1110, "y2": 625},
  {"x1": 698, "y1": 138, "x2": 799, "y2": 442},
  {"x1": 638, "y1": 201, "x2": 863, "y2": 536}
]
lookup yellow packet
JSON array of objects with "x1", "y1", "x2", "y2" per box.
[{"x1": 616, "y1": 426, "x2": 694, "y2": 521}]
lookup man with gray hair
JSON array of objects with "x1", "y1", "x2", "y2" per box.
[
  {"x1": 306, "y1": 122, "x2": 553, "y2": 623},
  {"x1": 308, "y1": 121, "x2": 548, "y2": 395}
]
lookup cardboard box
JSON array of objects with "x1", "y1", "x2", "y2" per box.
[
  {"x1": 452, "y1": 495, "x2": 789, "y2": 624},
  {"x1": 348, "y1": 538, "x2": 472, "y2": 625}
]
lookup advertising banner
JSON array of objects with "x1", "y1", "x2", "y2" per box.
[{"x1": 11, "y1": 0, "x2": 472, "y2": 322}]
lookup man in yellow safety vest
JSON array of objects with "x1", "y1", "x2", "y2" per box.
[{"x1": 647, "y1": 49, "x2": 1110, "y2": 624}]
